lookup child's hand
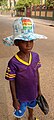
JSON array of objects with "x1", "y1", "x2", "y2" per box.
[
  {"x1": 13, "y1": 99, "x2": 20, "y2": 110},
  {"x1": 38, "y1": 90, "x2": 41, "y2": 97}
]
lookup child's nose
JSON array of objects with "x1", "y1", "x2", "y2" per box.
[{"x1": 26, "y1": 41, "x2": 31, "y2": 47}]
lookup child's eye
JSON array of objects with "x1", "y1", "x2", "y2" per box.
[{"x1": 21, "y1": 41, "x2": 26, "y2": 43}]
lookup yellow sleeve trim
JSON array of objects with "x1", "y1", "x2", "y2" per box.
[
  {"x1": 5, "y1": 73, "x2": 16, "y2": 78},
  {"x1": 37, "y1": 61, "x2": 41, "y2": 65},
  {"x1": 15, "y1": 52, "x2": 32, "y2": 66}
]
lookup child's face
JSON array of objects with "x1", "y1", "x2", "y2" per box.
[{"x1": 17, "y1": 40, "x2": 33, "y2": 54}]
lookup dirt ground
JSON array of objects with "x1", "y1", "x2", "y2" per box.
[{"x1": 0, "y1": 15, "x2": 54, "y2": 120}]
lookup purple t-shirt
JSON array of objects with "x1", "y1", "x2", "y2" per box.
[{"x1": 5, "y1": 52, "x2": 41, "y2": 102}]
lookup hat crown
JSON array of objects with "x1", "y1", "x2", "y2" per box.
[{"x1": 13, "y1": 17, "x2": 34, "y2": 37}]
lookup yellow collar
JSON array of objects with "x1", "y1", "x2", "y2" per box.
[{"x1": 15, "y1": 52, "x2": 32, "y2": 66}]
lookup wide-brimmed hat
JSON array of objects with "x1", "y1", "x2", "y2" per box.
[{"x1": 3, "y1": 17, "x2": 47, "y2": 46}]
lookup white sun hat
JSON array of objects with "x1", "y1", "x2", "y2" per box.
[{"x1": 3, "y1": 17, "x2": 47, "y2": 46}]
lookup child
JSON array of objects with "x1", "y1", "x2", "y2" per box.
[{"x1": 4, "y1": 17, "x2": 47, "y2": 120}]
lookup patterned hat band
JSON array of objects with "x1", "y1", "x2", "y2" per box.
[{"x1": 3, "y1": 17, "x2": 47, "y2": 46}]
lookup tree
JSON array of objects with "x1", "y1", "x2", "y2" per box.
[
  {"x1": 0, "y1": 0, "x2": 7, "y2": 5},
  {"x1": 46, "y1": 0, "x2": 54, "y2": 9},
  {"x1": 0, "y1": 0, "x2": 7, "y2": 8},
  {"x1": 15, "y1": 0, "x2": 40, "y2": 10},
  {"x1": 0, "y1": 0, "x2": 3, "y2": 6},
  {"x1": 32, "y1": 0, "x2": 40, "y2": 5}
]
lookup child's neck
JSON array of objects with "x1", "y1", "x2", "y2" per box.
[{"x1": 17, "y1": 51, "x2": 31, "y2": 63}]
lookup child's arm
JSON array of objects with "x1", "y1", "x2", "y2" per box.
[
  {"x1": 9, "y1": 80, "x2": 20, "y2": 110},
  {"x1": 37, "y1": 69, "x2": 41, "y2": 96}
]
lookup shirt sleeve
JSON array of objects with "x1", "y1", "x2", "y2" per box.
[
  {"x1": 36, "y1": 53, "x2": 41, "y2": 69},
  {"x1": 5, "y1": 60, "x2": 16, "y2": 81}
]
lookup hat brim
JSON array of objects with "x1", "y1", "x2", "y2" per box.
[
  {"x1": 3, "y1": 35, "x2": 14, "y2": 46},
  {"x1": 14, "y1": 33, "x2": 47, "y2": 41},
  {"x1": 3, "y1": 33, "x2": 47, "y2": 46}
]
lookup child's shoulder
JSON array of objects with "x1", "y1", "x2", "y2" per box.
[
  {"x1": 31, "y1": 52, "x2": 39, "y2": 57},
  {"x1": 8, "y1": 55, "x2": 16, "y2": 64},
  {"x1": 31, "y1": 52, "x2": 40, "y2": 62}
]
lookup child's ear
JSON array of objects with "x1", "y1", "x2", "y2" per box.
[{"x1": 14, "y1": 40, "x2": 19, "y2": 46}]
